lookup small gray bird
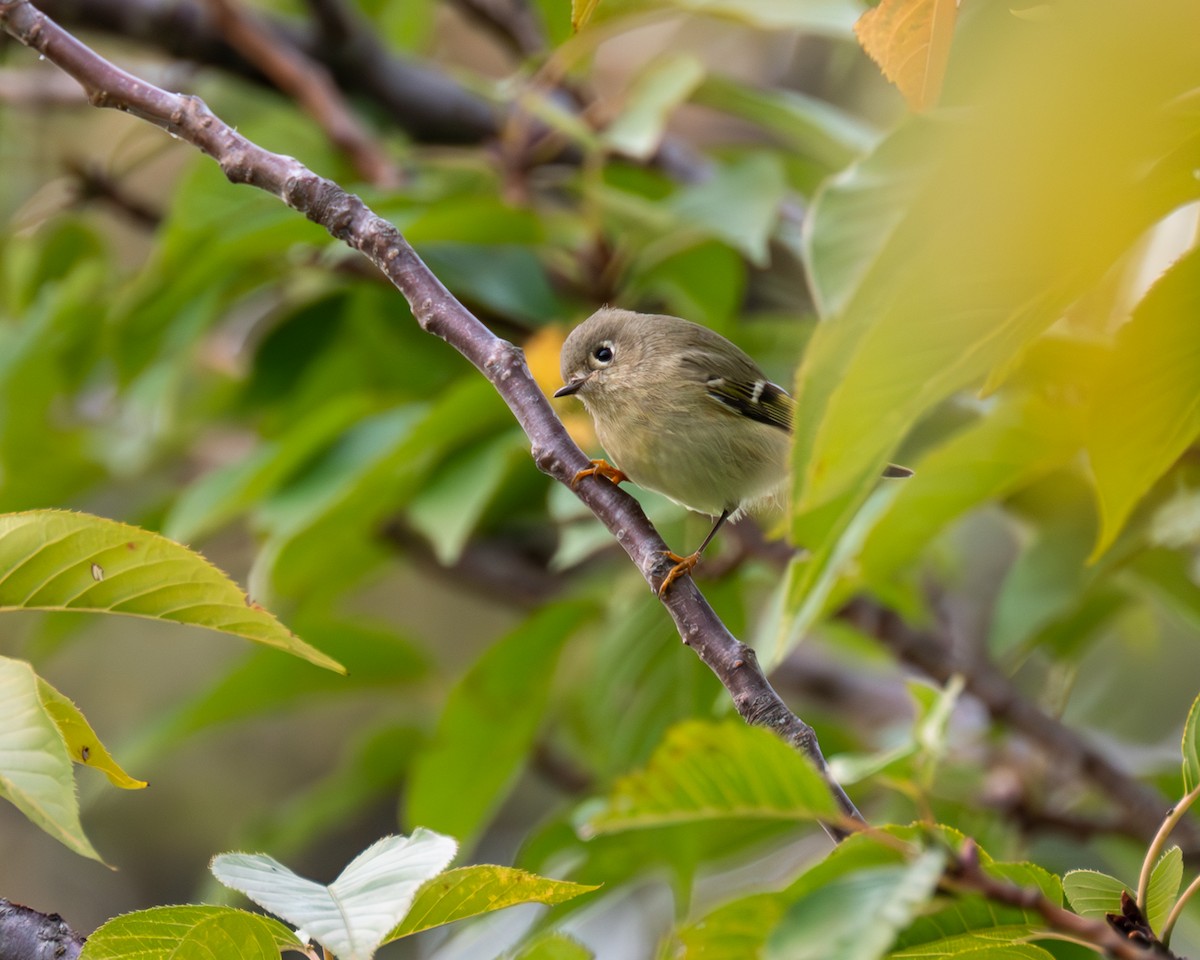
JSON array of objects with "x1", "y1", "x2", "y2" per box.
[{"x1": 555, "y1": 307, "x2": 911, "y2": 594}]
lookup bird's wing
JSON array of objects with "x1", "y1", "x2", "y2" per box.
[{"x1": 703, "y1": 375, "x2": 794, "y2": 433}]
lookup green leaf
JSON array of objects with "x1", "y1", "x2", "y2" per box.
[
  {"x1": 794, "y1": 4, "x2": 1199, "y2": 519},
  {"x1": 603, "y1": 55, "x2": 707, "y2": 159},
  {"x1": 939, "y1": 948, "x2": 1056, "y2": 960},
  {"x1": 859, "y1": 393, "x2": 1078, "y2": 584},
  {"x1": 406, "y1": 432, "x2": 527, "y2": 565},
  {"x1": 211, "y1": 830, "x2": 458, "y2": 960},
  {"x1": 668, "y1": 891, "x2": 787, "y2": 960},
  {"x1": 1146, "y1": 846, "x2": 1183, "y2": 933},
  {"x1": 163, "y1": 394, "x2": 376, "y2": 543},
  {"x1": 79, "y1": 905, "x2": 302, "y2": 960},
  {"x1": 763, "y1": 481, "x2": 903, "y2": 669},
  {"x1": 585, "y1": 718, "x2": 840, "y2": 834},
  {"x1": 572, "y1": 0, "x2": 603, "y2": 31},
  {"x1": 692, "y1": 75, "x2": 876, "y2": 173},
  {"x1": 389, "y1": 865, "x2": 598, "y2": 940},
  {"x1": 0, "y1": 657, "x2": 101, "y2": 861},
  {"x1": 663, "y1": 0, "x2": 859, "y2": 34},
  {"x1": 407, "y1": 602, "x2": 593, "y2": 846},
  {"x1": 1062, "y1": 869, "x2": 1127, "y2": 918},
  {"x1": 987, "y1": 480, "x2": 1098, "y2": 657},
  {"x1": 766, "y1": 849, "x2": 946, "y2": 960},
  {"x1": 511, "y1": 933, "x2": 594, "y2": 960},
  {"x1": 418, "y1": 244, "x2": 563, "y2": 325},
  {"x1": 892, "y1": 926, "x2": 1052, "y2": 958},
  {"x1": 1086, "y1": 247, "x2": 1200, "y2": 557},
  {"x1": 36, "y1": 676, "x2": 146, "y2": 790},
  {"x1": 1183, "y1": 691, "x2": 1200, "y2": 793},
  {"x1": 0, "y1": 510, "x2": 341, "y2": 672},
  {"x1": 669, "y1": 153, "x2": 787, "y2": 267},
  {"x1": 258, "y1": 380, "x2": 512, "y2": 601}
]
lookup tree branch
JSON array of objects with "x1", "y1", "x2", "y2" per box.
[
  {"x1": 844, "y1": 598, "x2": 1187, "y2": 848},
  {"x1": 0, "y1": 0, "x2": 860, "y2": 841},
  {"x1": 0, "y1": 899, "x2": 84, "y2": 960},
  {"x1": 946, "y1": 840, "x2": 1182, "y2": 960},
  {"x1": 33, "y1": 0, "x2": 502, "y2": 143}
]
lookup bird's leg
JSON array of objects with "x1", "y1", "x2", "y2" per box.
[
  {"x1": 657, "y1": 509, "x2": 731, "y2": 597},
  {"x1": 570, "y1": 458, "x2": 628, "y2": 488}
]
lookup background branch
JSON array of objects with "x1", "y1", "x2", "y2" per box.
[
  {"x1": 843, "y1": 597, "x2": 1187, "y2": 849},
  {"x1": 202, "y1": 0, "x2": 399, "y2": 187},
  {"x1": 0, "y1": 0, "x2": 861, "y2": 839}
]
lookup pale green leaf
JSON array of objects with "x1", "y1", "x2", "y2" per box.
[
  {"x1": 859, "y1": 394, "x2": 1078, "y2": 584},
  {"x1": 665, "y1": 0, "x2": 858, "y2": 34},
  {"x1": 585, "y1": 718, "x2": 839, "y2": 834},
  {"x1": 0, "y1": 510, "x2": 341, "y2": 672},
  {"x1": 36, "y1": 677, "x2": 145, "y2": 790},
  {"x1": 1146, "y1": 846, "x2": 1183, "y2": 933},
  {"x1": 937, "y1": 947, "x2": 1055, "y2": 960},
  {"x1": 1061, "y1": 869, "x2": 1127, "y2": 918},
  {"x1": 668, "y1": 891, "x2": 786, "y2": 960},
  {"x1": 388, "y1": 865, "x2": 598, "y2": 940},
  {"x1": 406, "y1": 432, "x2": 526, "y2": 565},
  {"x1": 603, "y1": 55, "x2": 706, "y2": 159},
  {"x1": 0, "y1": 657, "x2": 101, "y2": 861},
  {"x1": 693, "y1": 75, "x2": 876, "y2": 172},
  {"x1": 766, "y1": 849, "x2": 946, "y2": 960},
  {"x1": 212, "y1": 830, "x2": 458, "y2": 960},
  {"x1": 163, "y1": 394, "x2": 374, "y2": 543},
  {"x1": 891, "y1": 928, "x2": 1051, "y2": 958},
  {"x1": 511, "y1": 933, "x2": 594, "y2": 960},
  {"x1": 79, "y1": 905, "x2": 302, "y2": 960},
  {"x1": 761, "y1": 480, "x2": 903, "y2": 670},
  {"x1": 1087, "y1": 247, "x2": 1200, "y2": 557},
  {"x1": 1183, "y1": 691, "x2": 1200, "y2": 792},
  {"x1": 407, "y1": 602, "x2": 593, "y2": 846},
  {"x1": 670, "y1": 153, "x2": 787, "y2": 267}
]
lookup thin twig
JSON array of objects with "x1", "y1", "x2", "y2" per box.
[
  {"x1": 0, "y1": 0, "x2": 860, "y2": 842},
  {"x1": 1137, "y1": 784, "x2": 1200, "y2": 913}
]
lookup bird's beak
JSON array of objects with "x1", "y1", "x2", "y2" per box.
[{"x1": 554, "y1": 375, "x2": 589, "y2": 398}]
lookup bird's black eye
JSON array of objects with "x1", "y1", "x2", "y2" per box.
[{"x1": 593, "y1": 343, "x2": 614, "y2": 364}]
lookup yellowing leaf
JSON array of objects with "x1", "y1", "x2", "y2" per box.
[
  {"x1": 0, "y1": 511, "x2": 341, "y2": 672},
  {"x1": 525, "y1": 326, "x2": 597, "y2": 450},
  {"x1": 572, "y1": 0, "x2": 604, "y2": 32},
  {"x1": 0, "y1": 657, "x2": 102, "y2": 862},
  {"x1": 855, "y1": 0, "x2": 959, "y2": 111},
  {"x1": 37, "y1": 678, "x2": 146, "y2": 790},
  {"x1": 389, "y1": 865, "x2": 598, "y2": 940}
]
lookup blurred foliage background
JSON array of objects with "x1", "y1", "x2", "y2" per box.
[{"x1": 1, "y1": 0, "x2": 1200, "y2": 957}]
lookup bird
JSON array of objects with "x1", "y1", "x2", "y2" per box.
[{"x1": 554, "y1": 307, "x2": 911, "y2": 595}]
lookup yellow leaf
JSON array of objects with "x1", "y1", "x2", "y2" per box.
[
  {"x1": 37, "y1": 678, "x2": 148, "y2": 790},
  {"x1": 572, "y1": 0, "x2": 604, "y2": 32},
  {"x1": 524, "y1": 326, "x2": 597, "y2": 451},
  {"x1": 855, "y1": 0, "x2": 959, "y2": 112}
]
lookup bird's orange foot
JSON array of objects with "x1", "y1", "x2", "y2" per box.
[
  {"x1": 657, "y1": 550, "x2": 701, "y2": 597},
  {"x1": 571, "y1": 458, "x2": 628, "y2": 489}
]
